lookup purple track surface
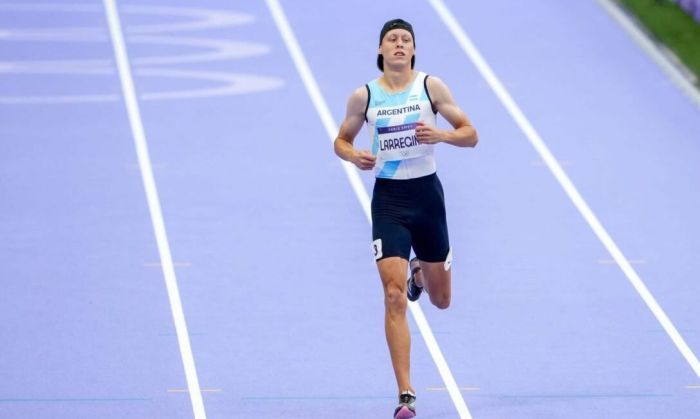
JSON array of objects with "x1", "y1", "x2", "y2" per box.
[{"x1": 1, "y1": 1, "x2": 699, "y2": 418}]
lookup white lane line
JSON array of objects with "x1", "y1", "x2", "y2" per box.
[
  {"x1": 102, "y1": 1, "x2": 207, "y2": 418},
  {"x1": 595, "y1": 0, "x2": 700, "y2": 109},
  {"x1": 168, "y1": 388, "x2": 222, "y2": 393},
  {"x1": 263, "y1": 1, "x2": 369, "y2": 218},
  {"x1": 428, "y1": 0, "x2": 700, "y2": 379},
  {"x1": 265, "y1": 1, "x2": 473, "y2": 418},
  {"x1": 598, "y1": 258, "x2": 647, "y2": 265}
]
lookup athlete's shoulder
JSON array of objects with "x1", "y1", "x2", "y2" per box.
[
  {"x1": 350, "y1": 84, "x2": 369, "y2": 100},
  {"x1": 424, "y1": 74, "x2": 446, "y2": 88},
  {"x1": 346, "y1": 85, "x2": 369, "y2": 115},
  {"x1": 424, "y1": 75, "x2": 452, "y2": 102}
]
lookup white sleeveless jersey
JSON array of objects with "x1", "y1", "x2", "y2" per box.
[{"x1": 366, "y1": 72, "x2": 437, "y2": 179}]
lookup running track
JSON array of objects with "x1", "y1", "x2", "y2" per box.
[{"x1": 1, "y1": 1, "x2": 699, "y2": 418}]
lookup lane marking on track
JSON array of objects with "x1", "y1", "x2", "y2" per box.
[
  {"x1": 428, "y1": 0, "x2": 700, "y2": 379},
  {"x1": 103, "y1": 1, "x2": 207, "y2": 418},
  {"x1": 265, "y1": 0, "x2": 473, "y2": 418},
  {"x1": 144, "y1": 261, "x2": 193, "y2": 268},
  {"x1": 595, "y1": 0, "x2": 700, "y2": 109},
  {"x1": 531, "y1": 159, "x2": 573, "y2": 167},
  {"x1": 598, "y1": 259, "x2": 646, "y2": 265},
  {"x1": 168, "y1": 389, "x2": 222, "y2": 393}
]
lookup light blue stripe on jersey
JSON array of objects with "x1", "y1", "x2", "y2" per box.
[
  {"x1": 378, "y1": 160, "x2": 401, "y2": 178},
  {"x1": 403, "y1": 113, "x2": 421, "y2": 125},
  {"x1": 372, "y1": 118, "x2": 390, "y2": 156}
]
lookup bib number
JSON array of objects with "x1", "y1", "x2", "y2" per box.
[{"x1": 376, "y1": 122, "x2": 431, "y2": 161}]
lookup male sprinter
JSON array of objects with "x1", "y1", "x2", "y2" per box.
[{"x1": 334, "y1": 18, "x2": 478, "y2": 419}]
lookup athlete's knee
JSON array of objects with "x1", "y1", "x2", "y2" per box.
[
  {"x1": 430, "y1": 294, "x2": 450, "y2": 310},
  {"x1": 384, "y1": 283, "x2": 408, "y2": 313}
]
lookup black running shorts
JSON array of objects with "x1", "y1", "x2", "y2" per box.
[{"x1": 371, "y1": 172, "x2": 450, "y2": 262}]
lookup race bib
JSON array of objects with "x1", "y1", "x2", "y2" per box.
[{"x1": 376, "y1": 122, "x2": 432, "y2": 161}]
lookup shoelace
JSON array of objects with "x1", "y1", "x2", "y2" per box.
[{"x1": 399, "y1": 391, "x2": 416, "y2": 405}]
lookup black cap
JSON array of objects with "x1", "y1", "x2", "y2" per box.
[{"x1": 377, "y1": 18, "x2": 415, "y2": 71}]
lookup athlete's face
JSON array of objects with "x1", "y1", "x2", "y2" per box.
[{"x1": 379, "y1": 29, "x2": 415, "y2": 69}]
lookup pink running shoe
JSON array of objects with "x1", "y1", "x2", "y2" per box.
[{"x1": 393, "y1": 390, "x2": 416, "y2": 418}]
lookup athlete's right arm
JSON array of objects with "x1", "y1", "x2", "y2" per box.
[{"x1": 334, "y1": 87, "x2": 376, "y2": 170}]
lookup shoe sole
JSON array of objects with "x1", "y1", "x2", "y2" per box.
[{"x1": 394, "y1": 406, "x2": 416, "y2": 419}]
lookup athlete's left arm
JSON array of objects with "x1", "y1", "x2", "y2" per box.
[{"x1": 415, "y1": 76, "x2": 478, "y2": 147}]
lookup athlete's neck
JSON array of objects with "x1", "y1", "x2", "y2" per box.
[{"x1": 379, "y1": 69, "x2": 416, "y2": 93}]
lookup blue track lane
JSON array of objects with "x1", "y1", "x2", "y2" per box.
[{"x1": 1, "y1": 0, "x2": 699, "y2": 418}]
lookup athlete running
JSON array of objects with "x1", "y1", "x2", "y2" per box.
[{"x1": 334, "y1": 18, "x2": 478, "y2": 418}]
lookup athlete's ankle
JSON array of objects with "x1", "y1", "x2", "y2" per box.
[{"x1": 398, "y1": 387, "x2": 415, "y2": 395}]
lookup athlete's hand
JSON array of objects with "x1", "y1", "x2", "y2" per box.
[
  {"x1": 415, "y1": 121, "x2": 444, "y2": 144},
  {"x1": 351, "y1": 150, "x2": 376, "y2": 170}
]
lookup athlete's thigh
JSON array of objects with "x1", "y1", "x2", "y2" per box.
[
  {"x1": 411, "y1": 177, "x2": 450, "y2": 262},
  {"x1": 377, "y1": 256, "x2": 410, "y2": 289},
  {"x1": 419, "y1": 259, "x2": 451, "y2": 298}
]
